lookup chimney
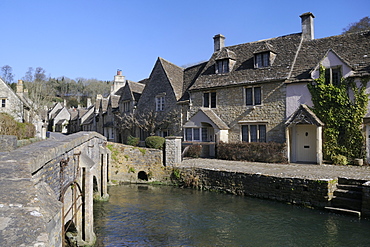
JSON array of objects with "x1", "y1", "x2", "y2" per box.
[
  {"x1": 87, "y1": 98, "x2": 92, "y2": 108},
  {"x1": 16, "y1": 80, "x2": 24, "y2": 95},
  {"x1": 213, "y1": 34, "x2": 225, "y2": 52},
  {"x1": 112, "y1": 69, "x2": 126, "y2": 94},
  {"x1": 300, "y1": 12, "x2": 315, "y2": 41}
]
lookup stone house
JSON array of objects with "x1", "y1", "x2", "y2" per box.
[
  {"x1": 182, "y1": 12, "x2": 370, "y2": 163},
  {"x1": 134, "y1": 57, "x2": 204, "y2": 141},
  {"x1": 0, "y1": 78, "x2": 31, "y2": 123},
  {"x1": 0, "y1": 79, "x2": 46, "y2": 138},
  {"x1": 80, "y1": 105, "x2": 96, "y2": 131},
  {"x1": 114, "y1": 80, "x2": 145, "y2": 143}
]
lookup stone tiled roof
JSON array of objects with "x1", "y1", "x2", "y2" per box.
[
  {"x1": 290, "y1": 30, "x2": 370, "y2": 80},
  {"x1": 179, "y1": 62, "x2": 207, "y2": 102},
  {"x1": 190, "y1": 33, "x2": 303, "y2": 90},
  {"x1": 68, "y1": 109, "x2": 79, "y2": 121},
  {"x1": 100, "y1": 98, "x2": 109, "y2": 113},
  {"x1": 189, "y1": 30, "x2": 370, "y2": 90},
  {"x1": 110, "y1": 95, "x2": 120, "y2": 109},
  {"x1": 201, "y1": 108, "x2": 229, "y2": 130},
  {"x1": 159, "y1": 57, "x2": 184, "y2": 100}
]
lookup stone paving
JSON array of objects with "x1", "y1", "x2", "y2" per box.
[{"x1": 180, "y1": 158, "x2": 370, "y2": 181}]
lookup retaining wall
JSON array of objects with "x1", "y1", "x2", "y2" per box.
[
  {"x1": 107, "y1": 142, "x2": 172, "y2": 184},
  {"x1": 177, "y1": 167, "x2": 337, "y2": 208}
]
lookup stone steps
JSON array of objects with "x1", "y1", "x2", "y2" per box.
[
  {"x1": 326, "y1": 177, "x2": 365, "y2": 217},
  {"x1": 325, "y1": 206, "x2": 361, "y2": 217}
]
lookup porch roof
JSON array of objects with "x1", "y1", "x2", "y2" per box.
[
  {"x1": 285, "y1": 104, "x2": 324, "y2": 127},
  {"x1": 184, "y1": 108, "x2": 229, "y2": 130}
]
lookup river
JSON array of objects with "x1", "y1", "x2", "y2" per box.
[{"x1": 94, "y1": 184, "x2": 370, "y2": 246}]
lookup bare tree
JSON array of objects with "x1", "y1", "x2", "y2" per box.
[
  {"x1": 1, "y1": 65, "x2": 14, "y2": 84},
  {"x1": 23, "y1": 67, "x2": 54, "y2": 120},
  {"x1": 343, "y1": 16, "x2": 370, "y2": 34},
  {"x1": 136, "y1": 109, "x2": 181, "y2": 136}
]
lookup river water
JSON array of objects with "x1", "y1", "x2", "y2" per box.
[{"x1": 94, "y1": 184, "x2": 370, "y2": 247}]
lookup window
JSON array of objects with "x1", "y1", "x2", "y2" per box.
[
  {"x1": 216, "y1": 59, "x2": 229, "y2": 74},
  {"x1": 185, "y1": 127, "x2": 209, "y2": 142},
  {"x1": 255, "y1": 52, "x2": 270, "y2": 68},
  {"x1": 246, "y1": 87, "x2": 261, "y2": 106},
  {"x1": 155, "y1": 96, "x2": 165, "y2": 111},
  {"x1": 325, "y1": 66, "x2": 342, "y2": 86},
  {"x1": 242, "y1": 124, "x2": 266, "y2": 142},
  {"x1": 203, "y1": 92, "x2": 216, "y2": 108},
  {"x1": 1, "y1": 99, "x2": 5, "y2": 108},
  {"x1": 122, "y1": 101, "x2": 130, "y2": 112}
]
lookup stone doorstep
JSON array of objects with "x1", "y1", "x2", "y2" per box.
[{"x1": 325, "y1": 206, "x2": 361, "y2": 218}]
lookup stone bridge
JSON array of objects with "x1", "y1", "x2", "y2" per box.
[{"x1": 0, "y1": 132, "x2": 109, "y2": 246}]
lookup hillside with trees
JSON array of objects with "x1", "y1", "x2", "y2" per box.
[{"x1": 1, "y1": 65, "x2": 112, "y2": 114}]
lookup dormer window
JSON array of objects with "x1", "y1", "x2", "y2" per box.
[
  {"x1": 253, "y1": 42, "x2": 276, "y2": 68},
  {"x1": 254, "y1": 52, "x2": 270, "y2": 68},
  {"x1": 325, "y1": 66, "x2": 342, "y2": 86},
  {"x1": 216, "y1": 59, "x2": 229, "y2": 74},
  {"x1": 215, "y1": 48, "x2": 236, "y2": 74}
]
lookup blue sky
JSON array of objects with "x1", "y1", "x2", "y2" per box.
[{"x1": 0, "y1": 0, "x2": 368, "y2": 83}]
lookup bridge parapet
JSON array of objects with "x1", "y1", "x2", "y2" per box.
[{"x1": 0, "y1": 132, "x2": 109, "y2": 247}]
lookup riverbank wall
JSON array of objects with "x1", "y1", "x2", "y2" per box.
[
  {"x1": 174, "y1": 167, "x2": 337, "y2": 208},
  {"x1": 107, "y1": 142, "x2": 172, "y2": 184}
]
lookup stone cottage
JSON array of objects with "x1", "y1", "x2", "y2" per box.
[{"x1": 182, "y1": 12, "x2": 370, "y2": 164}]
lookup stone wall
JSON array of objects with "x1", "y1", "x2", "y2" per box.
[
  {"x1": 0, "y1": 132, "x2": 108, "y2": 247},
  {"x1": 177, "y1": 167, "x2": 337, "y2": 208},
  {"x1": 190, "y1": 81, "x2": 286, "y2": 143},
  {"x1": 107, "y1": 142, "x2": 172, "y2": 184},
  {"x1": 0, "y1": 135, "x2": 17, "y2": 151}
]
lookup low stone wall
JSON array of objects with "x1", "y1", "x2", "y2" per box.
[
  {"x1": 107, "y1": 142, "x2": 172, "y2": 184},
  {"x1": 0, "y1": 135, "x2": 17, "y2": 151},
  {"x1": 176, "y1": 167, "x2": 337, "y2": 208},
  {"x1": 362, "y1": 182, "x2": 370, "y2": 218}
]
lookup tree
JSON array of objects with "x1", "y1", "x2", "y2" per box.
[
  {"x1": 342, "y1": 16, "x2": 370, "y2": 34},
  {"x1": 1, "y1": 65, "x2": 14, "y2": 84},
  {"x1": 23, "y1": 67, "x2": 54, "y2": 119}
]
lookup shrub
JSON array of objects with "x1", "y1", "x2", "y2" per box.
[
  {"x1": 145, "y1": 136, "x2": 165, "y2": 149},
  {"x1": 16, "y1": 122, "x2": 35, "y2": 139},
  {"x1": 126, "y1": 135, "x2": 140, "y2": 146},
  {"x1": 184, "y1": 144, "x2": 202, "y2": 158},
  {"x1": 331, "y1": 154, "x2": 348, "y2": 166},
  {"x1": 217, "y1": 142, "x2": 288, "y2": 163},
  {"x1": 0, "y1": 113, "x2": 35, "y2": 139}
]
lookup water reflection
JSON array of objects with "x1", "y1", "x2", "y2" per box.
[{"x1": 94, "y1": 184, "x2": 370, "y2": 246}]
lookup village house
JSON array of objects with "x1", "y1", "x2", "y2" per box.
[
  {"x1": 114, "y1": 79, "x2": 145, "y2": 143},
  {"x1": 0, "y1": 78, "x2": 45, "y2": 137},
  {"x1": 182, "y1": 12, "x2": 370, "y2": 163}
]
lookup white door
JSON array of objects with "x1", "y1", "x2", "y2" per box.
[{"x1": 296, "y1": 124, "x2": 316, "y2": 163}]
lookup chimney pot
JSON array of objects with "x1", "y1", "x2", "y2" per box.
[
  {"x1": 300, "y1": 12, "x2": 315, "y2": 41},
  {"x1": 213, "y1": 34, "x2": 225, "y2": 52}
]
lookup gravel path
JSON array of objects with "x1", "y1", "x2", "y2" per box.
[{"x1": 179, "y1": 158, "x2": 370, "y2": 181}]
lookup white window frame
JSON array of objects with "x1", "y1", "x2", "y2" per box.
[
  {"x1": 155, "y1": 96, "x2": 165, "y2": 111},
  {"x1": 184, "y1": 127, "x2": 209, "y2": 142},
  {"x1": 325, "y1": 66, "x2": 342, "y2": 86},
  {"x1": 1, "y1": 98, "x2": 6, "y2": 108},
  {"x1": 245, "y1": 86, "x2": 262, "y2": 106}
]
